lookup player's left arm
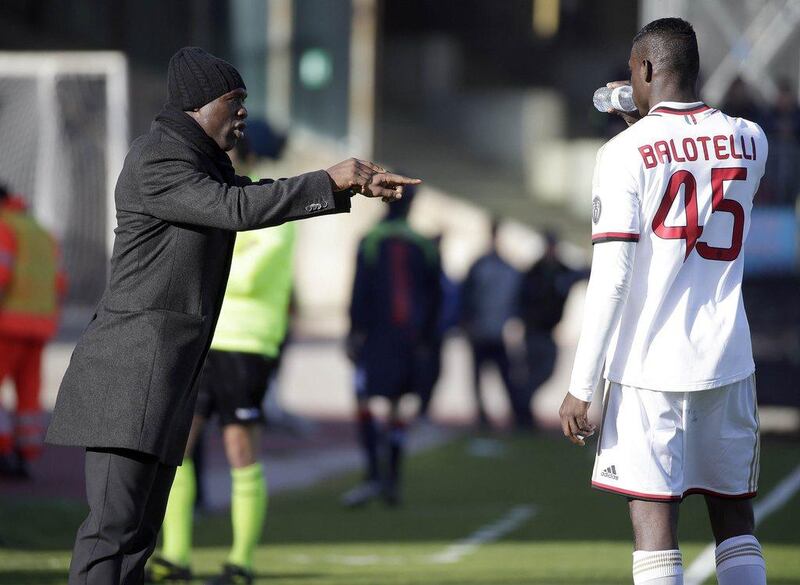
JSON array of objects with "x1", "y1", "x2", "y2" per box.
[{"x1": 559, "y1": 240, "x2": 636, "y2": 445}]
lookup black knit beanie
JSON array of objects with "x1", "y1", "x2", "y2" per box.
[{"x1": 167, "y1": 47, "x2": 246, "y2": 110}]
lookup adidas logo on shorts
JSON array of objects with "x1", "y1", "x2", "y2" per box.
[{"x1": 600, "y1": 465, "x2": 619, "y2": 481}]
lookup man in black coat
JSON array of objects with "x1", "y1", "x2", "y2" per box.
[{"x1": 45, "y1": 47, "x2": 419, "y2": 585}]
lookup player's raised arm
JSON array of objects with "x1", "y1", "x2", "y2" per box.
[{"x1": 604, "y1": 81, "x2": 642, "y2": 127}]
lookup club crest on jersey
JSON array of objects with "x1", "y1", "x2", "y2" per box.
[{"x1": 592, "y1": 197, "x2": 602, "y2": 225}]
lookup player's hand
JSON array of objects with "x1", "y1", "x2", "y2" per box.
[
  {"x1": 605, "y1": 80, "x2": 642, "y2": 127},
  {"x1": 559, "y1": 393, "x2": 595, "y2": 446},
  {"x1": 325, "y1": 158, "x2": 421, "y2": 201}
]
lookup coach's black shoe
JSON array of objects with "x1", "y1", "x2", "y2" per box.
[
  {"x1": 340, "y1": 480, "x2": 382, "y2": 508},
  {"x1": 206, "y1": 563, "x2": 254, "y2": 585},
  {"x1": 145, "y1": 556, "x2": 192, "y2": 582}
]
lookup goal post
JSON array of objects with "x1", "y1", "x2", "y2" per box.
[{"x1": 0, "y1": 52, "x2": 128, "y2": 309}]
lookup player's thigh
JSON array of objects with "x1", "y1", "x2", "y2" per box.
[
  {"x1": 592, "y1": 383, "x2": 684, "y2": 499},
  {"x1": 684, "y1": 375, "x2": 760, "y2": 497},
  {"x1": 358, "y1": 351, "x2": 411, "y2": 403}
]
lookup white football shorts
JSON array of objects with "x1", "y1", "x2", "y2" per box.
[{"x1": 591, "y1": 375, "x2": 759, "y2": 501}]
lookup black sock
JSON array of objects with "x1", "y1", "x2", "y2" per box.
[
  {"x1": 387, "y1": 421, "x2": 407, "y2": 486},
  {"x1": 357, "y1": 407, "x2": 381, "y2": 482}
]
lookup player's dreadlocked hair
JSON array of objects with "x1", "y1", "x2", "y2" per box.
[{"x1": 633, "y1": 18, "x2": 699, "y2": 89}]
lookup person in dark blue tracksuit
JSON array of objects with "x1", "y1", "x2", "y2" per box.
[
  {"x1": 416, "y1": 234, "x2": 460, "y2": 420},
  {"x1": 344, "y1": 186, "x2": 441, "y2": 507}
]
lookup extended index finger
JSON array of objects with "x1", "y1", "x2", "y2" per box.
[
  {"x1": 606, "y1": 80, "x2": 630, "y2": 88},
  {"x1": 373, "y1": 172, "x2": 422, "y2": 187}
]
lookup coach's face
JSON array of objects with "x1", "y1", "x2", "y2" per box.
[
  {"x1": 628, "y1": 46, "x2": 650, "y2": 117},
  {"x1": 191, "y1": 88, "x2": 248, "y2": 152}
]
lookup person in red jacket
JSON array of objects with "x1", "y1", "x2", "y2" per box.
[{"x1": 0, "y1": 183, "x2": 66, "y2": 478}]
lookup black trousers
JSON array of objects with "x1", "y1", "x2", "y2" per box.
[
  {"x1": 68, "y1": 448, "x2": 176, "y2": 585},
  {"x1": 525, "y1": 332, "x2": 557, "y2": 393},
  {"x1": 470, "y1": 339, "x2": 522, "y2": 424}
]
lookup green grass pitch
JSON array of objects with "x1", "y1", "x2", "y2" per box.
[{"x1": 1, "y1": 433, "x2": 798, "y2": 584}]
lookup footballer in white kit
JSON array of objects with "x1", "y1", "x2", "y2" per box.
[
  {"x1": 586, "y1": 97, "x2": 767, "y2": 501},
  {"x1": 559, "y1": 17, "x2": 769, "y2": 585}
]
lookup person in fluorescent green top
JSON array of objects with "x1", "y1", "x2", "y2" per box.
[
  {"x1": 211, "y1": 222, "x2": 295, "y2": 357},
  {"x1": 149, "y1": 134, "x2": 294, "y2": 585}
]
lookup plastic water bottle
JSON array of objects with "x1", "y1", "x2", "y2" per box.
[{"x1": 593, "y1": 85, "x2": 637, "y2": 113}]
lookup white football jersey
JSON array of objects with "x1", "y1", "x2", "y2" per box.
[{"x1": 592, "y1": 101, "x2": 768, "y2": 391}]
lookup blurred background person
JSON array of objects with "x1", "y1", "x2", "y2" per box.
[
  {"x1": 0, "y1": 183, "x2": 65, "y2": 478},
  {"x1": 460, "y1": 219, "x2": 522, "y2": 428},
  {"x1": 343, "y1": 185, "x2": 441, "y2": 507},
  {"x1": 720, "y1": 77, "x2": 764, "y2": 126},
  {"x1": 415, "y1": 234, "x2": 460, "y2": 422},
  {"x1": 148, "y1": 135, "x2": 296, "y2": 585},
  {"x1": 518, "y1": 231, "x2": 586, "y2": 431},
  {"x1": 762, "y1": 79, "x2": 800, "y2": 206}
]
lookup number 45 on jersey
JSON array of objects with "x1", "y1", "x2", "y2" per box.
[{"x1": 653, "y1": 167, "x2": 747, "y2": 262}]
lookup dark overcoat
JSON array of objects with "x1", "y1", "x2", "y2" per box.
[{"x1": 46, "y1": 110, "x2": 350, "y2": 465}]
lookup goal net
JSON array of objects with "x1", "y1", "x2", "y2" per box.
[{"x1": 0, "y1": 52, "x2": 128, "y2": 311}]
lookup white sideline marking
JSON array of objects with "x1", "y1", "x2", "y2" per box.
[
  {"x1": 327, "y1": 554, "x2": 404, "y2": 566},
  {"x1": 429, "y1": 505, "x2": 536, "y2": 564},
  {"x1": 684, "y1": 464, "x2": 800, "y2": 585},
  {"x1": 290, "y1": 553, "x2": 404, "y2": 566}
]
